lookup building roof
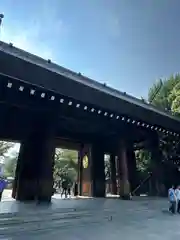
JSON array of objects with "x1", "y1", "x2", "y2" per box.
[{"x1": 0, "y1": 41, "x2": 180, "y2": 134}]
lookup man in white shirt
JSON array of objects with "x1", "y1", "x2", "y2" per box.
[{"x1": 175, "y1": 186, "x2": 180, "y2": 213}]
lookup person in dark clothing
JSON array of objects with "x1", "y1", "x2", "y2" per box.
[
  {"x1": 67, "y1": 185, "x2": 71, "y2": 198},
  {"x1": 61, "y1": 180, "x2": 68, "y2": 198}
]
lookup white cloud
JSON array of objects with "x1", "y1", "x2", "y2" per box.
[
  {"x1": 1, "y1": 26, "x2": 54, "y2": 60},
  {"x1": 0, "y1": 4, "x2": 67, "y2": 61}
]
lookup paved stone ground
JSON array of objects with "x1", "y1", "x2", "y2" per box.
[{"x1": 0, "y1": 192, "x2": 180, "y2": 239}]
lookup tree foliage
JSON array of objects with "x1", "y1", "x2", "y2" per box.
[
  {"x1": 148, "y1": 74, "x2": 180, "y2": 114},
  {"x1": 0, "y1": 141, "x2": 16, "y2": 177},
  {"x1": 0, "y1": 141, "x2": 14, "y2": 157},
  {"x1": 53, "y1": 148, "x2": 78, "y2": 188},
  {"x1": 135, "y1": 150, "x2": 151, "y2": 172},
  {"x1": 3, "y1": 152, "x2": 18, "y2": 177},
  {"x1": 142, "y1": 73, "x2": 180, "y2": 172},
  {"x1": 169, "y1": 81, "x2": 180, "y2": 115},
  {"x1": 148, "y1": 75, "x2": 179, "y2": 110},
  {"x1": 148, "y1": 79, "x2": 163, "y2": 105}
]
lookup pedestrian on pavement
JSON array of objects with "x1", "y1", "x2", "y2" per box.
[
  {"x1": 67, "y1": 184, "x2": 71, "y2": 198},
  {"x1": 61, "y1": 179, "x2": 68, "y2": 198},
  {"x1": 0, "y1": 177, "x2": 7, "y2": 201},
  {"x1": 168, "y1": 185, "x2": 177, "y2": 214},
  {"x1": 175, "y1": 185, "x2": 180, "y2": 213}
]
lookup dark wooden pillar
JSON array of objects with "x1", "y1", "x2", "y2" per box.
[
  {"x1": 78, "y1": 144, "x2": 92, "y2": 196},
  {"x1": 91, "y1": 144, "x2": 105, "y2": 197},
  {"x1": 149, "y1": 133, "x2": 164, "y2": 196},
  {"x1": 118, "y1": 139, "x2": 131, "y2": 199},
  {"x1": 110, "y1": 154, "x2": 117, "y2": 195},
  {"x1": 12, "y1": 114, "x2": 56, "y2": 202},
  {"x1": 127, "y1": 145, "x2": 137, "y2": 193},
  {"x1": 13, "y1": 139, "x2": 38, "y2": 201},
  {"x1": 37, "y1": 134, "x2": 55, "y2": 202}
]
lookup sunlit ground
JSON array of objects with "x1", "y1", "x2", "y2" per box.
[
  {"x1": 1, "y1": 189, "x2": 120, "y2": 202},
  {"x1": 1, "y1": 189, "x2": 13, "y2": 201},
  {"x1": 1, "y1": 189, "x2": 95, "y2": 201}
]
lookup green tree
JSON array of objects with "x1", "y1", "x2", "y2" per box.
[
  {"x1": 53, "y1": 149, "x2": 78, "y2": 188},
  {"x1": 146, "y1": 73, "x2": 180, "y2": 174},
  {"x1": 3, "y1": 152, "x2": 18, "y2": 177},
  {"x1": 135, "y1": 150, "x2": 151, "y2": 172},
  {"x1": 0, "y1": 141, "x2": 14, "y2": 157},
  {"x1": 148, "y1": 79, "x2": 163, "y2": 105},
  {"x1": 148, "y1": 75, "x2": 180, "y2": 110},
  {"x1": 169, "y1": 81, "x2": 180, "y2": 114},
  {"x1": 0, "y1": 141, "x2": 16, "y2": 177}
]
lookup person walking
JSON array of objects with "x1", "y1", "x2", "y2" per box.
[
  {"x1": 67, "y1": 184, "x2": 71, "y2": 198},
  {"x1": 0, "y1": 177, "x2": 6, "y2": 201},
  {"x1": 61, "y1": 179, "x2": 68, "y2": 198},
  {"x1": 168, "y1": 185, "x2": 177, "y2": 214},
  {"x1": 175, "y1": 185, "x2": 180, "y2": 213}
]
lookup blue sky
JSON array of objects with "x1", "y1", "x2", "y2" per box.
[{"x1": 0, "y1": 0, "x2": 180, "y2": 98}]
